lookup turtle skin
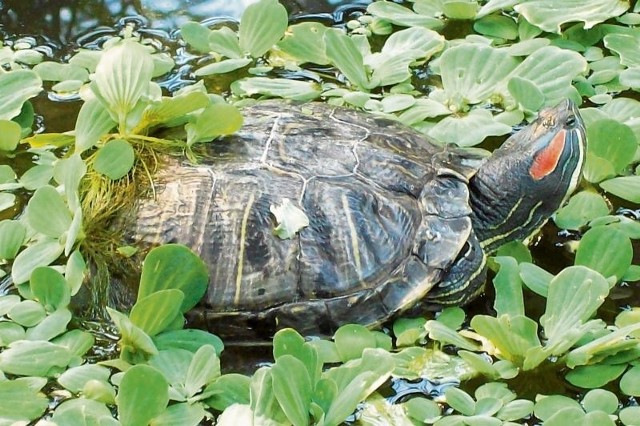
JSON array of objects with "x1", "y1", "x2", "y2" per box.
[{"x1": 126, "y1": 101, "x2": 488, "y2": 337}]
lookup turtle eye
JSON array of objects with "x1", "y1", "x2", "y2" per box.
[{"x1": 565, "y1": 114, "x2": 576, "y2": 128}]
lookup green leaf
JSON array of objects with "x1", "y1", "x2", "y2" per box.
[
  {"x1": 25, "y1": 185, "x2": 72, "y2": 238},
  {"x1": 429, "y1": 108, "x2": 512, "y2": 147},
  {"x1": 138, "y1": 244, "x2": 209, "y2": 312},
  {"x1": 438, "y1": 43, "x2": 518, "y2": 106},
  {"x1": 0, "y1": 379, "x2": 48, "y2": 421},
  {"x1": 575, "y1": 226, "x2": 633, "y2": 280},
  {"x1": 8, "y1": 300, "x2": 45, "y2": 327},
  {"x1": 507, "y1": 76, "x2": 544, "y2": 111},
  {"x1": 604, "y1": 33, "x2": 640, "y2": 68},
  {"x1": 52, "y1": 398, "x2": 114, "y2": 425},
  {"x1": 585, "y1": 119, "x2": 636, "y2": 176},
  {"x1": 519, "y1": 262, "x2": 553, "y2": 297},
  {"x1": 92, "y1": 40, "x2": 154, "y2": 131},
  {"x1": 470, "y1": 314, "x2": 541, "y2": 366},
  {"x1": 0, "y1": 220, "x2": 25, "y2": 259},
  {"x1": 19, "y1": 164, "x2": 53, "y2": 190},
  {"x1": 0, "y1": 69, "x2": 42, "y2": 120},
  {"x1": 107, "y1": 307, "x2": 158, "y2": 363},
  {"x1": 334, "y1": 324, "x2": 378, "y2": 362},
  {"x1": 0, "y1": 120, "x2": 21, "y2": 151},
  {"x1": 541, "y1": 266, "x2": 610, "y2": 355},
  {"x1": 273, "y1": 328, "x2": 321, "y2": 385},
  {"x1": 154, "y1": 329, "x2": 224, "y2": 355},
  {"x1": 474, "y1": 15, "x2": 518, "y2": 40},
  {"x1": 142, "y1": 91, "x2": 209, "y2": 128},
  {"x1": 496, "y1": 399, "x2": 534, "y2": 421},
  {"x1": 181, "y1": 21, "x2": 213, "y2": 54},
  {"x1": 0, "y1": 192, "x2": 15, "y2": 211},
  {"x1": 272, "y1": 355, "x2": 312, "y2": 426},
  {"x1": 30, "y1": 266, "x2": 70, "y2": 311},
  {"x1": 324, "y1": 29, "x2": 370, "y2": 90},
  {"x1": 58, "y1": 364, "x2": 112, "y2": 393},
  {"x1": 52, "y1": 329, "x2": 95, "y2": 357},
  {"x1": 239, "y1": 0, "x2": 288, "y2": 58},
  {"x1": 565, "y1": 364, "x2": 627, "y2": 388},
  {"x1": 208, "y1": 27, "x2": 243, "y2": 59},
  {"x1": 33, "y1": 61, "x2": 89, "y2": 82},
  {"x1": 367, "y1": 1, "x2": 444, "y2": 29},
  {"x1": 93, "y1": 138, "x2": 135, "y2": 180},
  {"x1": 0, "y1": 340, "x2": 72, "y2": 376},
  {"x1": 231, "y1": 77, "x2": 321, "y2": 101},
  {"x1": 515, "y1": 0, "x2": 629, "y2": 34},
  {"x1": 600, "y1": 176, "x2": 640, "y2": 203},
  {"x1": 11, "y1": 238, "x2": 64, "y2": 284},
  {"x1": 204, "y1": 374, "x2": 250, "y2": 411},
  {"x1": 25, "y1": 308, "x2": 71, "y2": 341},
  {"x1": 505, "y1": 46, "x2": 587, "y2": 107},
  {"x1": 130, "y1": 289, "x2": 184, "y2": 336},
  {"x1": 554, "y1": 191, "x2": 610, "y2": 230},
  {"x1": 150, "y1": 402, "x2": 206, "y2": 426},
  {"x1": 74, "y1": 97, "x2": 117, "y2": 153},
  {"x1": 425, "y1": 319, "x2": 480, "y2": 351},
  {"x1": 195, "y1": 58, "x2": 252, "y2": 76},
  {"x1": 620, "y1": 406, "x2": 640, "y2": 426},
  {"x1": 492, "y1": 257, "x2": 524, "y2": 318},
  {"x1": 116, "y1": 364, "x2": 169, "y2": 426},
  {"x1": 582, "y1": 389, "x2": 619, "y2": 414},
  {"x1": 534, "y1": 395, "x2": 582, "y2": 421},
  {"x1": 445, "y1": 387, "x2": 476, "y2": 416},
  {"x1": 404, "y1": 397, "x2": 442, "y2": 423},
  {"x1": 185, "y1": 103, "x2": 243, "y2": 146},
  {"x1": 185, "y1": 345, "x2": 220, "y2": 397},
  {"x1": 621, "y1": 365, "x2": 640, "y2": 396},
  {"x1": 381, "y1": 26, "x2": 445, "y2": 60},
  {"x1": 270, "y1": 198, "x2": 310, "y2": 239},
  {"x1": 443, "y1": 1, "x2": 479, "y2": 19},
  {"x1": 250, "y1": 367, "x2": 289, "y2": 424},
  {"x1": 277, "y1": 22, "x2": 329, "y2": 65}
]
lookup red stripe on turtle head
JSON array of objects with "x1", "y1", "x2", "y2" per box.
[{"x1": 529, "y1": 129, "x2": 566, "y2": 180}]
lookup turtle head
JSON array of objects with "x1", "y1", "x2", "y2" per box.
[{"x1": 469, "y1": 99, "x2": 586, "y2": 253}]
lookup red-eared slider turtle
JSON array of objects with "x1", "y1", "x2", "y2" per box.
[{"x1": 125, "y1": 99, "x2": 585, "y2": 337}]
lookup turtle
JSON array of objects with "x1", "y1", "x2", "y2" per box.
[{"x1": 123, "y1": 99, "x2": 585, "y2": 338}]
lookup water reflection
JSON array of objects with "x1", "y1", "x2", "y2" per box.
[{"x1": 0, "y1": 0, "x2": 370, "y2": 45}]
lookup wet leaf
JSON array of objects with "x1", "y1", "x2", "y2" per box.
[
  {"x1": 181, "y1": 21, "x2": 213, "y2": 54},
  {"x1": 116, "y1": 364, "x2": 169, "y2": 426},
  {"x1": 575, "y1": 226, "x2": 633, "y2": 280},
  {"x1": 513, "y1": 0, "x2": 630, "y2": 34},
  {"x1": 272, "y1": 355, "x2": 312, "y2": 426},
  {"x1": 92, "y1": 40, "x2": 154, "y2": 130},
  {"x1": 58, "y1": 364, "x2": 112, "y2": 393},
  {"x1": 231, "y1": 77, "x2": 321, "y2": 101},
  {"x1": 239, "y1": 0, "x2": 288, "y2": 58},
  {"x1": 367, "y1": 1, "x2": 444, "y2": 29},
  {"x1": 74, "y1": 97, "x2": 117, "y2": 153},
  {"x1": 186, "y1": 103, "x2": 243, "y2": 146},
  {"x1": 0, "y1": 69, "x2": 42, "y2": 120},
  {"x1": 130, "y1": 289, "x2": 184, "y2": 336},
  {"x1": 204, "y1": 374, "x2": 250, "y2": 411},
  {"x1": 0, "y1": 379, "x2": 48, "y2": 421},
  {"x1": 600, "y1": 176, "x2": 640, "y2": 203},
  {"x1": 0, "y1": 119, "x2": 21, "y2": 151},
  {"x1": 565, "y1": 364, "x2": 627, "y2": 388},
  {"x1": 585, "y1": 119, "x2": 636, "y2": 178},
  {"x1": 325, "y1": 29, "x2": 370, "y2": 90},
  {"x1": 445, "y1": 387, "x2": 476, "y2": 416},
  {"x1": 195, "y1": 58, "x2": 252, "y2": 76},
  {"x1": 334, "y1": 324, "x2": 378, "y2": 362},
  {"x1": 474, "y1": 15, "x2": 518, "y2": 40},
  {"x1": 429, "y1": 108, "x2": 512, "y2": 147},
  {"x1": 554, "y1": 191, "x2": 610, "y2": 230},
  {"x1": 12, "y1": 238, "x2": 64, "y2": 284},
  {"x1": 582, "y1": 389, "x2": 619, "y2": 414},
  {"x1": 404, "y1": 397, "x2": 442, "y2": 423},
  {"x1": 621, "y1": 365, "x2": 640, "y2": 396},
  {"x1": 138, "y1": 244, "x2": 209, "y2": 312},
  {"x1": 30, "y1": 266, "x2": 70, "y2": 311},
  {"x1": 154, "y1": 329, "x2": 224, "y2": 355},
  {"x1": 270, "y1": 198, "x2": 310, "y2": 239},
  {"x1": 604, "y1": 33, "x2": 640, "y2": 68},
  {"x1": 534, "y1": 395, "x2": 582, "y2": 421},
  {"x1": 0, "y1": 340, "x2": 72, "y2": 376},
  {"x1": 507, "y1": 76, "x2": 544, "y2": 111},
  {"x1": 33, "y1": 61, "x2": 89, "y2": 82},
  {"x1": 0, "y1": 219, "x2": 26, "y2": 260},
  {"x1": 93, "y1": 138, "x2": 135, "y2": 180},
  {"x1": 279, "y1": 23, "x2": 329, "y2": 66}
]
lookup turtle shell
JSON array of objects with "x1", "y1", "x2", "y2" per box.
[{"x1": 127, "y1": 101, "x2": 485, "y2": 337}]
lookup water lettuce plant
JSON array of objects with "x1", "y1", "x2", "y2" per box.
[{"x1": 0, "y1": 0, "x2": 639, "y2": 424}]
